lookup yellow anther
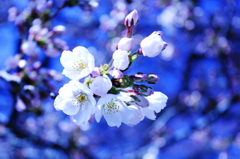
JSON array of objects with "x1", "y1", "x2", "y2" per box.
[
  {"x1": 72, "y1": 93, "x2": 87, "y2": 107},
  {"x1": 104, "y1": 101, "x2": 120, "y2": 115},
  {"x1": 72, "y1": 60, "x2": 87, "y2": 72}
]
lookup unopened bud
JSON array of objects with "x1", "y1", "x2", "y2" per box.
[
  {"x1": 133, "y1": 84, "x2": 151, "y2": 94},
  {"x1": 124, "y1": 9, "x2": 138, "y2": 27},
  {"x1": 133, "y1": 72, "x2": 148, "y2": 83},
  {"x1": 52, "y1": 25, "x2": 66, "y2": 35},
  {"x1": 90, "y1": 67, "x2": 100, "y2": 78},
  {"x1": 117, "y1": 38, "x2": 133, "y2": 51},
  {"x1": 147, "y1": 73, "x2": 159, "y2": 84}
]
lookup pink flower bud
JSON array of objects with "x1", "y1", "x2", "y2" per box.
[
  {"x1": 117, "y1": 38, "x2": 133, "y2": 51},
  {"x1": 90, "y1": 67, "x2": 100, "y2": 78},
  {"x1": 45, "y1": 45, "x2": 60, "y2": 57},
  {"x1": 140, "y1": 31, "x2": 167, "y2": 57},
  {"x1": 111, "y1": 68, "x2": 123, "y2": 79},
  {"x1": 124, "y1": 9, "x2": 138, "y2": 27}
]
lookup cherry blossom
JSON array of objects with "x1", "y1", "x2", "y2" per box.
[
  {"x1": 60, "y1": 46, "x2": 95, "y2": 80},
  {"x1": 54, "y1": 80, "x2": 96, "y2": 125},
  {"x1": 95, "y1": 94, "x2": 135, "y2": 127}
]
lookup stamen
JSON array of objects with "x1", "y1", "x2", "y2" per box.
[
  {"x1": 72, "y1": 93, "x2": 87, "y2": 107},
  {"x1": 72, "y1": 60, "x2": 87, "y2": 72},
  {"x1": 104, "y1": 101, "x2": 120, "y2": 114}
]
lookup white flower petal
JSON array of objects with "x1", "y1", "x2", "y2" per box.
[
  {"x1": 147, "y1": 91, "x2": 168, "y2": 113},
  {"x1": 62, "y1": 100, "x2": 80, "y2": 115},
  {"x1": 103, "y1": 109, "x2": 122, "y2": 127},
  {"x1": 71, "y1": 102, "x2": 93, "y2": 125},
  {"x1": 95, "y1": 105, "x2": 103, "y2": 122},
  {"x1": 142, "y1": 107, "x2": 156, "y2": 120},
  {"x1": 54, "y1": 95, "x2": 64, "y2": 110},
  {"x1": 60, "y1": 46, "x2": 95, "y2": 80}
]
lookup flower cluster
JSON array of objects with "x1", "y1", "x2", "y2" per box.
[{"x1": 54, "y1": 10, "x2": 168, "y2": 127}]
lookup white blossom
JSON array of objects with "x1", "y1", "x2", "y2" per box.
[
  {"x1": 112, "y1": 50, "x2": 129, "y2": 70},
  {"x1": 21, "y1": 40, "x2": 38, "y2": 57},
  {"x1": 54, "y1": 80, "x2": 96, "y2": 125},
  {"x1": 124, "y1": 105, "x2": 144, "y2": 126},
  {"x1": 60, "y1": 46, "x2": 95, "y2": 80},
  {"x1": 89, "y1": 75, "x2": 112, "y2": 96},
  {"x1": 117, "y1": 38, "x2": 133, "y2": 51},
  {"x1": 142, "y1": 91, "x2": 168, "y2": 120},
  {"x1": 140, "y1": 31, "x2": 167, "y2": 57},
  {"x1": 95, "y1": 94, "x2": 135, "y2": 127}
]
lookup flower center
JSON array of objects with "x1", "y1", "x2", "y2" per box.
[
  {"x1": 104, "y1": 101, "x2": 120, "y2": 114},
  {"x1": 72, "y1": 60, "x2": 87, "y2": 72},
  {"x1": 72, "y1": 93, "x2": 87, "y2": 107}
]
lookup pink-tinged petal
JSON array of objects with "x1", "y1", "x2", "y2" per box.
[{"x1": 142, "y1": 107, "x2": 156, "y2": 120}]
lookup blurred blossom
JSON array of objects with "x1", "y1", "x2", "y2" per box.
[
  {"x1": 161, "y1": 43, "x2": 174, "y2": 61},
  {"x1": 5, "y1": 56, "x2": 20, "y2": 70},
  {"x1": 52, "y1": 25, "x2": 66, "y2": 35},
  {"x1": 21, "y1": 41, "x2": 38, "y2": 57},
  {"x1": 45, "y1": 45, "x2": 60, "y2": 57},
  {"x1": 8, "y1": 7, "x2": 18, "y2": 21}
]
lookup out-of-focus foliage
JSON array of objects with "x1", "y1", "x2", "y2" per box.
[{"x1": 0, "y1": 0, "x2": 240, "y2": 158}]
